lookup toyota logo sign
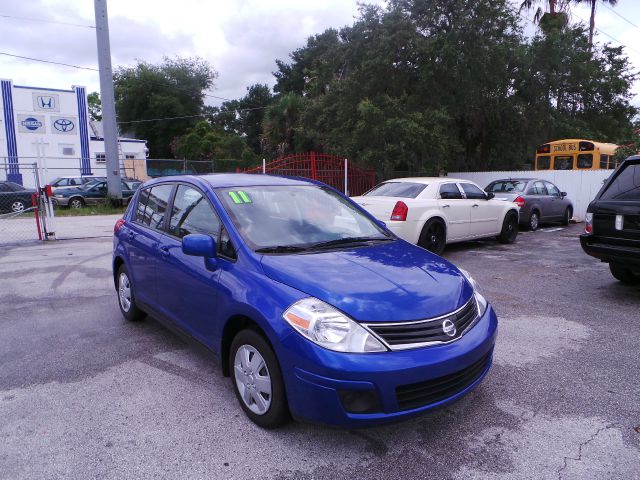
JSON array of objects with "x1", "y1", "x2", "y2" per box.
[{"x1": 54, "y1": 118, "x2": 75, "y2": 132}]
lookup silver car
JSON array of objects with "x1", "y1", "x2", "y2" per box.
[{"x1": 485, "y1": 178, "x2": 573, "y2": 231}]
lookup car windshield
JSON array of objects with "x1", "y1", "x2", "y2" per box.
[
  {"x1": 364, "y1": 182, "x2": 427, "y2": 198},
  {"x1": 486, "y1": 180, "x2": 527, "y2": 193},
  {"x1": 219, "y1": 185, "x2": 391, "y2": 252}
]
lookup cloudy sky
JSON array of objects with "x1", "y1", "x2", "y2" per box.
[{"x1": 1, "y1": 0, "x2": 638, "y2": 107}]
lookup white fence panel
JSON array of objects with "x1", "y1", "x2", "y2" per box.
[{"x1": 448, "y1": 170, "x2": 611, "y2": 220}]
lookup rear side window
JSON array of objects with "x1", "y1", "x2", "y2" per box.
[
  {"x1": 142, "y1": 184, "x2": 174, "y2": 230},
  {"x1": 577, "y1": 154, "x2": 593, "y2": 169},
  {"x1": 554, "y1": 156, "x2": 573, "y2": 170},
  {"x1": 537, "y1": 156, "x2": 551, "y2": 170},
  {"x1": 168, "y1": 185, "x2": 221, "y2": 238},
  {"x1": 134, "y1": 188, "x2": 150, "y2": 224},
  {"x1": 530, "y1": 181, "x2": 547, "y2": 195},
  {"x1": 439, "y1": 183, "x2": 462, "y2": 199},
  {"x1": 460, "y1": 183, "x2": 486, "y2": 200},
  {"x1": 364, "y1": 182, "x2": 427, "y2": 198},
  {"x1": 600, "y1": 163, "x2": 640, "y2": 201},
  {"x1": 486, "y1": 181, "x2": 526, "y2": 193}
]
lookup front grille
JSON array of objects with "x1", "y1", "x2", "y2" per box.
[
  {"x1": 396, "y1": 351, "x2": 492, "y2": 411},
  {"x1": 365, "y1": 298, "x2": 478, "y2": 349}
]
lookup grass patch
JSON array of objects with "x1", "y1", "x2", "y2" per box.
[{"x1": 53, "y1": 205, "x2": 126, "y2": 217}]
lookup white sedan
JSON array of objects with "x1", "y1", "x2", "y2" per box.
[{"x1": 352, "y1": 177, "x2": 519, "y2": 254}]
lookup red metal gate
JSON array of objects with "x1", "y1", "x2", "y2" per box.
[{"x1": 241, "y1": 152, "x2": 377, "y2": 196}]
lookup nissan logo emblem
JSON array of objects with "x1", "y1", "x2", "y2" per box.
[{"x1": 442, "y1": 319, "x2": 456, "y2": 337}]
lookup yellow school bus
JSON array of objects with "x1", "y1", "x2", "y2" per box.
[{"x1": 535, "y1": 139, "x2": 619, "y2": 170}]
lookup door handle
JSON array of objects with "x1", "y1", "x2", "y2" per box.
[
  {"x1": 158, "y1": 246, "x2": 170, "y2": 258},
  {"x1": 442, "y1": 204, "x2": 450, "y2": 208},
  {"x1": 472, "y1": 204, "x2": 479, "y2": 207}
]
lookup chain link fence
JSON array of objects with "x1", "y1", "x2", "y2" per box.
[{"x1": 0, "y1": 162, "x2": 43, "y2": 246}]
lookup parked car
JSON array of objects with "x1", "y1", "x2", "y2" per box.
[
  {"x1": 581, "y1": 156, "x2": 640, "y2": 284},
  {"x1": 351, "y1": 177, "x2": 519, "y2": 255},
  {"x1": 113, "y1": 174, "x2": 497, "y2": 428},
  {"x1": 0, "y1": 181, "x2": 36, "y2": 213},
  {"x1": 52, "y1": 179, "x2": 137, "y2": 208},
  {"x1": 50, "y1": 176, "x2": 106, "y2": 192},
  {"x1": 485, "y1": 178, "x2": 573, "y2": 231}
]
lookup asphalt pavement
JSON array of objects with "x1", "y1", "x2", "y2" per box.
[{"x1": 0, "y1": 222, "x2": 638, "y2": 479}]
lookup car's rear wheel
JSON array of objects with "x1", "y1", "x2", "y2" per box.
[
  {"x1": 418, "y1": 219, "x2": 446, "y2": 255},
  {"x1": 561, "y1": 207, "x2": 572, "y2": 226},
  {"x1": 10, "y1": 200, "x2": 26, "y2": 213},
  {"x1": 230, "y1": 329, "x2": 289, "y2": 429},
  {"x1": 529, "y1": 210, "x2": 540, "y2": 231},
  {"x1": 609, "y1": 263, "x2": 639, "y2": 284},
  {"x1": 69, "y1": 197, "x2": 84, "y2": 209},
  {"x1": 497, "y1": 212, "x2": 518, "y2": 244},
  {"x1": 117, "y1": 265, "x2": 145, "y2": 321}
]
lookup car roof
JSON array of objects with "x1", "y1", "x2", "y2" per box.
[
  {"x1": 490, "y1": 178, "x2": 536, "y2": 182},
  {"x1": 382, "y1": 177, "x2": 473, "y2": 184},
  {"x1": 143, "y1": 173, "x2": 322, "y2": 189}
]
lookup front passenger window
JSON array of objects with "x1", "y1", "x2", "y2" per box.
[
  {"x1": 460, "y1": 183, "x2": 487, "y2": 200},
  {"x1": 169, "y1": 185, "x2": 221, "y2": 238}
]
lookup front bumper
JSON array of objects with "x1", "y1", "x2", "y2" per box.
[
  {"x1": 278, "y1": 305, "x2": 498, "y2": 428},
  {"x1": 580, "y1": 234, "x2": 640, "y2": 270}
]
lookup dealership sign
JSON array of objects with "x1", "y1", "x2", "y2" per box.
[
  {"x1": 32, "y1": 92, "x2": 60, "y2": 112},
  {"x1": 52, "y1": 116, "x2": 77, "y2": 134},
  {"x1": 17, "y1": 114, "x2": 46, "y2": 133}
]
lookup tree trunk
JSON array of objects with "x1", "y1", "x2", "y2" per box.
[
  {"x1": 589, "y1": 0, "x2": 596, "y2": 47},
  {"x1": 549, "y1": 0, "x2": 556, "y2": 15}
]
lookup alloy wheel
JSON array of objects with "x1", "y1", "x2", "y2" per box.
[
  {"x1": 530, "y1": 212, "x2": 539, "y2": 230},
  {"x1": 118, "y1": 272, "x2": 132, "y2": 312},
  {"x1": 11, "y1": 201, "x2": 25, "y2": 213},
  {"x1": 234, "y1": 345, "x2": 272, "y2": 415}
]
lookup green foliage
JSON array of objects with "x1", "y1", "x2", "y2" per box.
[
  {"x1": 114, "y1": 57, "x2": 217, "y2": 158},
  {"x1": 266, "y1": 0, "x2": 637, "y2": 173},
  {"x1": 87, "y1": 92, "x2": 102, "y2": 122},
  {"x1": 172, "y1": 121, "x2": 257, "y2": 172},
  {"x1": 614, "y1": 122, "x2": 640, "y2": 163}
]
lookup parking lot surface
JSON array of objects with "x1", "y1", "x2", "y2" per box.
[{"x1": 1, "y1": 223, "x2": 639, "y2": 479}]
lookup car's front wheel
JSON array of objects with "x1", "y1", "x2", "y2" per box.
[
  {"x1": 497, "y1": 212, "x2": 518, "y2": 244},
  {"x1": 230, "y1": 329, "x2": 289, "y2": 429},
  {"x1": 418, "y1": 218, "x2": 446, "y2": 255},
  {"x1": 562, "y1": 207, "x2": 572, "y2": 226},
  {"x1": 116, "y1": 265, "x2": 145, "y2": 321},
  {"x1": 609, "y1": 263, "x2": 639, "y2": 284}
]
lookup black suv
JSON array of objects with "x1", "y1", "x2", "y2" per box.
[{"x1": 581, "y1": 156, "x2": 640, "y2": 284}]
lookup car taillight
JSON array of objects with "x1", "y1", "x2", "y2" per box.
[
  {"x1": 114, "y1": 218, "x2": 126, "y2": 233},
  {"x1": 390, "y1": 201, "x2": 408, "y2": 221},
  {"x1": 514, "y1": 196, "x2": 525, "y2": 208},
  {"x1": 585, "y1": 213, "x2": 593, "y2": 234}
]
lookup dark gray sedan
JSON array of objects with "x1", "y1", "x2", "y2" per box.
[{"x1": 484, "y1": 178, "x2": 573, "y2": 231}]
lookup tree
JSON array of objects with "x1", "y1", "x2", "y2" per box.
[
  {"x1": 574, "y1": 0, "x2": 618, "y2": 46},
  {"x1": 114, "y1": 57, "x2": 217, "y2": 158},
  {"x1": 87, "y1": 91, "x2": 102, "y2": 122},
  {"x1": 262, "y1": 93, "x2": 309, "y2": 155}
]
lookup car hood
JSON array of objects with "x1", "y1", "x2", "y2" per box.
[{"x1": 260, "y1": 240, "x2": 473, "y2": 322}]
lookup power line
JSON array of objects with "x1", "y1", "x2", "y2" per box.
[
  {"x1": 0, "y1": 51, "x2": 99, "y2": 71},
  {"x1": 571, "y1": 11, "x2": 640, "y2": 54},
  {"x1": 0, "y1": 13, "x2": 95, "y2": 29},
  {"x1": 599, "y1": 2, "x2": 639, "y2": 30}
]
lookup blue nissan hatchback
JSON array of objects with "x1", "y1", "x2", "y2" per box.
[{"x1": 113, "y1": 174, "x2": 497, "y2": 428}]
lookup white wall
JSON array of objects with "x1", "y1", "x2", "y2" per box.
[{"x1": 448, "y1": 170, "x2": 612, "y2": 220}]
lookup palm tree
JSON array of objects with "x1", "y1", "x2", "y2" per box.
[
  {"x1": 520, "y1": 0, "x2": 569, "y2": 23},
  {"x1": 574, "y1": 0, "x2": 619, "y2": 46}
]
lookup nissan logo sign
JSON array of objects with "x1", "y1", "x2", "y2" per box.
[
  {"x1": 442, "y1": 319, "x2": 457, "y2": 337},
  {"x1": 21, "y1": 117, "x2": 43, "y2": 131}
]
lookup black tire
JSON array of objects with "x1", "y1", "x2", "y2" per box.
[
  {"x1": 609, "y1": 264, "x2": 639, "y2": 285},
  {"x1": 497, "y1": 212, "x2": 518, "y2": 244},
  {"x1": 561, "y1": 207, "x2": 572, "y2": 226},
  {"x1": 69, "y1": 197, "x2": 85, "y2": 209},
  {"x1": 230, "y1": 329, "x2": 290, "y2": 429},
  {"x1": 418, "y1": 218, "x2": 447, "y2": 255},
  {"x1": 116, "y1": 264, "x2": 145, "y2": 321},
  {"x1": 528, "y1": 210, "x2": 540, "y2": 231}
]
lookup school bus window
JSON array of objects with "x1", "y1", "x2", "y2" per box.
[
  {"x1": 600, "y1": 154, "x2": 609, "y2": 169},
  {"x1": 554, "y1": 156, "x2": 573, "y2": 170},
  {"x1": 577, "y1": 154, "x2": 593, "y2": 169},
  {"x1": 537, "y1": 156, "x2": 551, "y2": 170}
]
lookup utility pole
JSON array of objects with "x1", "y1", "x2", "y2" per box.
[{"x1": 94, "y1": 0, "x2": 121, "y2": 200}]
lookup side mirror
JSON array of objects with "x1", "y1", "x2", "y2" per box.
[
  {"x1": 486, "y1": 192, "x2": 495, "y2": 200},
  {"x1": 560, "y1": 192, "x2": 567, "y2": 198},
  {"x1": 182, "y1": 234, "x2": 218, "y2": 270}
]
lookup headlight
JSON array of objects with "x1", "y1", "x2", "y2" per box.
[
  {"x1": 458, "y1": 268, "x2": 488, "y2": 317},
  {"x1": 283, "y1": 298, "x2": 386, "y2": 353}
]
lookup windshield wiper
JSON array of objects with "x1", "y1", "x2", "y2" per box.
[
  {"x1": 255, "y1": 245, "x2": 309, "y2": 254},
  {"x1": 308, "y1": 236, "x2": 393, "y2": 250}
]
